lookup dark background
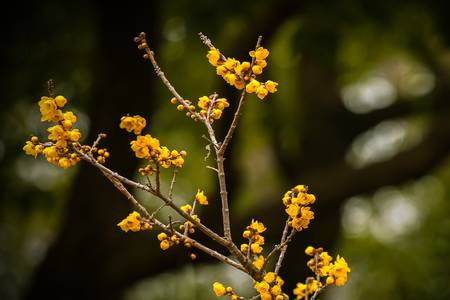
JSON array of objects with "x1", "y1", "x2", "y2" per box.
[{"x1": 1, "y1": 0, "x2": 450, "y2": 299}]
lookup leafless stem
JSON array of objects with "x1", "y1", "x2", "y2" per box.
[
  {"x1": 274, "y1": 229, "x2": 296, "y2": 274},
  {"x1": 155, "y1": 165, "x2": 161, "y2": 193},
  {"x1": 198, "y1": 32, "x2": 227, "y2": 61},
  {"x1": 168, "y1": 168, "x2": 178, "y2": 200},
  {"x1": 310, "y1": 285, "x2": 327, "y2": 300},
  {"x1": 265, "y1": 217, "x2": 291, "y2": 266},
  {"x1": 206, "y1": 165, "x2": 218, "y2": 173},
  {"x1": 90, "y1": 133, "x2": 106, "y2": 152},
  {"x1": 137, "y1": 35, "x2": 202, "y2": 121},
  {"x1": 150, "y1": 203, "x2": 167, "y2": 219}
]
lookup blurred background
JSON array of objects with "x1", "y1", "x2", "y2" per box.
[{"x1": 1, "y1": 0, "x2": 450, "y2": 299}]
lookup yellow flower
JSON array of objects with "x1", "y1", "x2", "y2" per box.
[
  {"x1": 216, "y1": 65, "x2": 228, "y2": 76},
  {"x1": 251, "y1": 243, "x2": 263, "y2": 254},
  {"x1": 224, "y1": 58, "x2": 239, "y2": 70},
  {"x1": 240, "y1": 243, "x2": 249, "y2": 253},
  {"x1": 58, "y1": 157, "x2": 72, "y2": 169},
  {"x1": 120, "y1": 115, "x2": 147, "y2": 135},
  {"x1": 252, "y1": 65, "x2": 263, "y2": 75},
  {"x1": 54, "y1": 95, "x2": 67, "y2": 107},
  {"x1": 67, "y1": 129, "x2": 81, "y2": 142},
  {"x1": 253, "y1": 255, "x2": 265, "y2": 270},
  {"x1": 160, "y1": 239, "x2": 171, "y2": 250},
  {"x1": 207, "y1": 48, "x2": 221, "y2": 66},
  {"x1": 195, "y1": 189, "x2": 208, "y2": 205},
  {"x1": 180, "y1": 204, "x2": 192, "y2": 213},
  {"x1": 38, "y1": 96, "x2": 62, "y2": 122},
  {"x1": 130, "y1": 134, "x2": 160, "y2": 159},
  {"x1": 305, "y1": 246, "x2": 315, "y2": 256},
  {"x1": 157, "y1": 232, "x2": 167, "y2": 241},
  {"x1": 256, "y1": 86, "x2": 269, "y2": 100},
  {"x1": 235, "y1": 61, "x2": 251, "y2": 75},
  {"x1": 260, "y1": 292, "x2": 272, "y2": 300},
  {"x1": 249, "y1": 47, "x2": 270, "y2": 60},
  {"x1": 23, "y1": 141, "x2": 41, "y2": 158},
  {"x1": 271, "y1": 285, "x2": 282, "y2": 296},
  {"x1": 171, "y1": 156, "x2": 184, "y2": 168},
  {"x1": 265, "y1": 80, "x2": 278, "y2": 93},
  {"x1": 43, "y1": 146, "x2": 58, "y2": 158},
  {"x1": 246, "y1": 79, "x2": 260, "y2": 93},
  {"x1": 264, "y1": 272, "x2": 276, "y2": 283},
  {"x1": 293, "y1": 283, "x2": 306, "y2": 299},
  {"x1": 215, "y1": 98, "x2": 229, "y2": 110},
  {"x1": 255, "y1": 59, "x2": 268, "y2": 68},
  {"x1": 285, "y1": 204, "x2": 300, "y2": 218},
  {"x1": 198, "y1": 96, "x2": 210, "y2": 110},
  {"x1": 210, "y1": 109, "x2": 222, "y2": 120},
  {"x1": 212, "y1": 282, "x2": 226, "y2": 296},
  {"x1": 224, "y1": 73, "x2": 238, "y2": 86},
  {"x1": 329, "y1": 255, "x2": 351, "y2": 286},
  {"x1": 254, "y1": 281, "x2": 270, "y2": 294},
  {"x1": 117, "y1": 211, "x2": 142, "y2": 232},
  {"x1": 249, "y1": 219, "x2": 266, "y2": 233},
  {"x1": 47, "y1": 125, "x2": 65, "y2": 141}
]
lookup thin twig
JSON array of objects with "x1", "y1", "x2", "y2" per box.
[
  {"x1": 137, "y1": 36, "x2": 202, "y2": 121},
  {"x1": 206, "y1": 165, "x2": 218, "y2": 173},
  {"x1": 274, "y1": 229, "x2": 296, "y2": 275},
  {"x1": 198, "y1": 32, "x2": 227, "y2": 61},
  {"x1": 265, "y1": 217, "x2": 291, "y2": 266},
  {"x1": 90, "y1": 133, "x2": 106, "y2": 154},
  {"x1": 168, "y1": 168, "x2": 178, "y2": 200},
  {"x1": 155, "y1": 165, "x2": 161, "y2": 193},
  {"x1": 150, "y1": 203, "x2": 167, "y2": 219},
  {"x1": 310, "y1": 285, "x2": 327, "y2": 300}
]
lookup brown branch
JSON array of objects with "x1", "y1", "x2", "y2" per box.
[
  {"x1": 168, "y1": 168, "x2": 178, "y2": 200},
  {"x1": 73, "y1": 147, "x2": 228, "y2": 247},
  {"x1": 274, "y1": 228, "x2": 296, "y2": 275},
  {"x1": 264, "y1": 217, "x2": 291, "y2": 268},
  {"x1": 106, "y1": 171, "x2": 246, "y2": 272}
]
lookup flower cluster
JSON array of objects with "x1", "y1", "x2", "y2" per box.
[
  {"x1": 305, "y1": 246, "x2": 351, "y2": 286},
  {"x1": 197, "y1": 96, "x2": 230, "y2": 121},
  {"x1": 170, "y1": 95, "x2": 230, "y2": 123},
  {"x1": 293, "y1": 246, "x2": 351, "y2": 299},
  {"x1": 254, "y1": 272, "x2": 288, "y2": 300},
  {"x1": 120, "y1": 115, "x2": 187, "y2": 172},
  {"x1": 117, "y1": 211, "x2": 151, "y2": 232},
  {"x1": 23, "y1": 95, "x2": 88, "y2": 169},
  {"x1": 240, "y1": 220, "x2": 266, "y2": 270},
  {"x1": 212, "y1": 282, "x2": 238, "y2": 299},
  {"x1": 179, "y1": 204, "x2": 201, "y2": 235},
  {"x1": 157, "y1": 232, "x2": 180, "y2": 250},
  {"x1": 119, "y1": 115, "x2": 146, "y2": 134},
  {"x1": 282, "y1": 185, "x2": 316, "y2": 231},
  {"x1": 206, "y1": 47, "x2": 278, "y2": 100}
]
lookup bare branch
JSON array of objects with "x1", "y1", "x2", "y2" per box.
[
  {"x1": 168, "y1": 168, "x2": 178, "y2": 200},
  {"x1": 107, "y1": 172, "x2": 246, "y2": 272}
]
